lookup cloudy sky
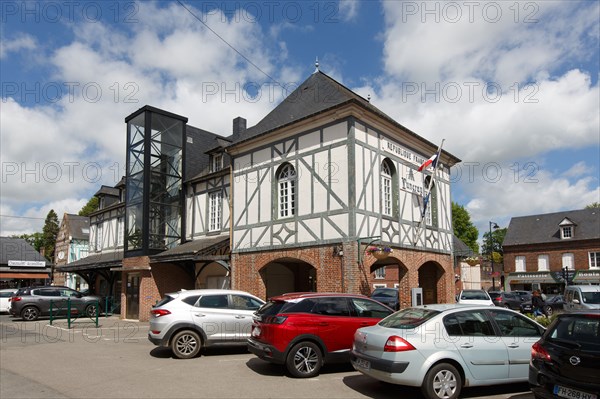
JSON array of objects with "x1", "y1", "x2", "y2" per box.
[{"x1": 1, "y1": 0, "x2": 599, "y2": 241}]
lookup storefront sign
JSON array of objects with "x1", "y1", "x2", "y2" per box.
[{"x1": 8, "y1": 260, "x2": 46, "y2": 267}]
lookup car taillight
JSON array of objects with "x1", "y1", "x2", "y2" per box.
[
  {"x1": 531, "y1": 341, "x2": 551, "y2": 362},
  {"x1": 264, "y1": 315, "x2": 287, "y2": 324},
  {"x1": 150, "y1": 309, "x2": 171, "y2": 317},
  {"x1": 492, "y1": 296, "x2": 501, "y2": 301},
  {"x1": 384, "y1": 336, "x2": 416, "y2": 352},
  {"x1": 10, "y1": 296, "x2": 21, "y2": 302}
]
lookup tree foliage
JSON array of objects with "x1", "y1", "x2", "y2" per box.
[
  {"x1": 585, "y1": 202, "x2": 600, "y2": 209},
  {"x1": 451, "y1": 202, "x2": 479, "y2": 254},
  {"x1": 79, "y1": 196, "x2": 99, "y2": 216},
  {"x1": 42, "y1": 209, "x2": 60, "y2": 261},
  {"x1": 482, "y1": 227, "x2": 507, "y2": 259}
]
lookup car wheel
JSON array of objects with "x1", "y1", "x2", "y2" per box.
[
  {"x1": 85, "y1": 304, "x2": 98, "y2": 318},
  {"x1": 544, "y1": 306, "x2": 553, "y2": 316},
  {"x1": 286, "y1": 341, "x2": 323, "y2": 378},
  {"x1": 422, "y1": 363, "x2": 462, "y2": 399},
  {"x1": 21, "y1": 306, "x2": 40, "y2": 321},
  {"x1": 171, "y1": 330, "x2": 202, "y2": 359}
]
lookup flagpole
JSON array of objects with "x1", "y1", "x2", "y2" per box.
[{"x1": 414, "y1": 139, "x2": 445, "y2": 246}]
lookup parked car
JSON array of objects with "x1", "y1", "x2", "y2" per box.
[
  {"x1": 563, "y1": 285, "x2": 600, "y2": 311},
  {"x1": 0, "y1": 288, "x2": 17, "y2": 313},
  {"x1": 370, "y1": 287, "x2": 400, "y2": 310},
  {"x1": 457, "y1": 289, "x2": 494, "y2": 306},
  {"x1": 529, "y1": 310, "x2": 600, "y2": 399},
  {"x1": 9, "y1": 286, "x2": 102, "y2": 321},
  {"x1": 521, "y1": 295, "x2": 565, "y2": 316},
  {"x1": 148, "y1": 289, "x2": 264, "y2": 359},
  {"x1": 247, "y1": 292, "x2": 394, "y2": 378},
  {"x1": 489, "y1": 291, "x2": 523, "y2": 310},
  {"x1": 513, "y1": 290, "x2": 533, "y2": 302},
  {"x1": 350, "y1": 305, "x2": 545, "y2": 399}
]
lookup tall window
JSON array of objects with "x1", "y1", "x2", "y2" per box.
[
  {"x1": 209, "y1": 191, "x2": 222, "y2": 232},
  {"x1": 537, "y1": 254, "x2": 549, "y2": 271},
  {"x1": 278, "y1": 164, "x2": 296, "y2": 218},
  {"x1": 381, "y1": 161, "x2": 392, "y2": 216},
  {"x1": 562, "y1": 253, "x2": 574, "y2": 270},
  {"x1": 95, "y1": 224, "x2": 103, "y2": 252},
  {"x1": 374, "y1": 266, "x2": 386, "y2": 279},
  {"x1": 211, "y1": 153, "x2": 223, "y2": 172},
  {"x1": 117, "y1": 217, "x2": 124, "y2": 247},
  {"x1": 515, "y1": 255, "x2": 526, "y2": 272},
  {"x1": 589, "y1": 252, "x2": 600, "y2": 269}
]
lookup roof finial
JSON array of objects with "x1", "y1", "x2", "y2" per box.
[
  {"x1": 367, "y1": 94, "x2": 371, "y2": 102},
  {"x1": 314, "y1": 57, "x2": 319, "y2": 73}
]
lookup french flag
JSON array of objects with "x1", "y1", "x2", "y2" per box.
[{"x1": 418, "y1": 153, "x2": 438, "y2": 172}]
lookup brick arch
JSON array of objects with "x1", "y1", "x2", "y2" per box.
[
  {"x1": 418, "y1": 261, "x2": 446, "y2": 304},
  {"x1": 254, "y1": 251, "x2": 318, "y2": 272}
]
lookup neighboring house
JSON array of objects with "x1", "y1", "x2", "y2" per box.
[
  {"x1": 58, "y1": 68, "x2": 461, "y2": 321},
  {"x1": 53, "y1": 213, "x2": 90, "y2": 290},
  {"x1": 503, "y1": 208, "x2": 600, "y2": 295},
  {"x1": 452, "y1": 236, "x2": 482, "y2": 293},
  {"x1": 0, "y1": 236, "x2": 50, "y2": 288}
]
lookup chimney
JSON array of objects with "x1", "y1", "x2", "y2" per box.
[{"x1": 232, "y1": 117, "x2": 246, "y2": 140}]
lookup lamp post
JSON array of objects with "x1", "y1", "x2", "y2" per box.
[{"x1": 489, "y1": 221, "x2": 499, "y2": 290}]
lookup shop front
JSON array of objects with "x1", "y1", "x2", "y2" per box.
[{"x1": 506, "y1": 272, "x2": 563, "y2": 295}]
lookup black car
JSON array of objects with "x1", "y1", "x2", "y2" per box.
[
  {"x1": 489, "y1": 291, "x2": 523, "y2": 310},
  {"x1": 529, "y1": 310, "x2": 600, "y2": 399},
  {"x1": 521, "y1": 295, "x2": 565, "y2": 316},
  {"x1": 370, "y1": 287, "x2": 399, "y2": 310},
  {"x1": 9, "y1": 286, "x2": 102, "y2": 321}
]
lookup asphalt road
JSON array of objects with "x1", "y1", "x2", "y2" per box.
[{"x1": 0, "y1": 314, "x2": 534, "y2": 399}]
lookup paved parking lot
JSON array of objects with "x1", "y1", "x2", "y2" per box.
[{"x1": 0, "y1": 315, "x2": 534, "y2": 399}]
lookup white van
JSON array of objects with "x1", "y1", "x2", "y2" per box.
[{"x1": 563, "y1": 285, "x2": 600, "y2": 311}]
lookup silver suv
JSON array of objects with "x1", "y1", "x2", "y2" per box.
[{"x1": 148, "y1": 289, "x2": 265, "y2": 359}]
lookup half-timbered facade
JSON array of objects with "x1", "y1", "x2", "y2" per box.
[{"x1": 227, "y1": 71, "x2": 460, "y2": 307}]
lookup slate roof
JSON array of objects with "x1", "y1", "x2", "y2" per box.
[
  {"x1": 150, "y1": 234, "x2": 229, "y2": 263},
  {"x1": 453, "y1": 235, "x2": 474, "y2": 257},
  {"x1": 0, "y1": 237, "x2": 47, "y2": 265},
  {"x1": 503, "y1": 209, "x2": 600, "y2": 246},
  {"x1": 58, "y1": 250, "x2": 123, "y2": 271},
  {"x1": 64, "y1": 214, "x2": 90, "y2": 240},
  {"x1": 94, "y1": 185, "x2": 120, "y2": 197},
  {"x1": 235, "y1": 71, "x2": 460, "y2": 165},
  {"x1": 185, "y1": 125, "x2": 227, "y2": 181}
]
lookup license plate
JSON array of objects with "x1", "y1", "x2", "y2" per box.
[
  {"x1": 355, "y1": 358, "x2": 370, "y2": 370},
  {"x1": 251, "y1": 327, "x2": 261, "y2": 337},
  {"x1": 554, "y1": 385, "x2": 597, "y2": 399}
]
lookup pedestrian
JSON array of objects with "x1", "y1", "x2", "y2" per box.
[{"x1": 532, "y1": 290, "x2": 546, "y2": 317}]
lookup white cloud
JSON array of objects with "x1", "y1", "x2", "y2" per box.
[
  {"x1": 339, "y1": 0, "x2": 359, "y2": 22},
  {"x1": 0, "y1": 33, "x2": 37, "y2": 58}
]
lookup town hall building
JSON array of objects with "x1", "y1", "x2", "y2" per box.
[{"x1": 58, "y1": 69, "x2": 461, "y2": 320}]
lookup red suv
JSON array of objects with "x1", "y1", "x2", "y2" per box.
[{"x1": 247, "y1": 292, "x2": 394, "y2": 378}]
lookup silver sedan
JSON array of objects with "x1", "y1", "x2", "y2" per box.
[{"x1": 351, "y1": 304, "x2": 545, "y2": 399}]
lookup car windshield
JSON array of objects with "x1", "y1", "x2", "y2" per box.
[
  {"x1": 461, "y1": 291, "x2": 489, "y2": 300},
  {"x1": 581, "y1": 292, "x2": 600, "y2": 304},
  {"x1": 379, "y1": 308, "x2": 439, "y2": 329},
  {"x1": 372, "y1": 289, "x2": 396, "y2": 298}
]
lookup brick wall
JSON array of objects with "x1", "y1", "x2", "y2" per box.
[
  {"x1": 232, "y1": 243, "x2": 454, "y2": 306},
  {"x1": 504, "y1": 241, "x2": 599, "y2": 273}
]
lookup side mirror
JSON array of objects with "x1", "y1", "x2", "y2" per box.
[{"x1": 572, "y1": 299, "x2": 580, "y2": 304}]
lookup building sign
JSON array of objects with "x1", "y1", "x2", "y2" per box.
[
  {"x1": 381, "y1": 140, "x2": 426, "y2": 166},
  {"x1": 8, "y1": 260, "x2": 46, "y2": 267},
  {"x1": 574, "y1": 270, "x2": 600, "y2": 282}
]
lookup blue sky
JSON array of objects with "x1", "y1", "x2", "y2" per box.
[{"x1": 1, "y1": 0, "x2": 599, "y2": 242}]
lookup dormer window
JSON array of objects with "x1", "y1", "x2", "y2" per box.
[
  {"x1": 211, "y1": 153, "x2": 223, "y2": 172},
  {"x1": 559, "y1": 217, "x2": 576, "y2": 239}
]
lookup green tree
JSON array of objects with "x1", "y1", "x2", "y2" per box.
[
  {"x1": 585, "y1": 202, "x2": 600, "y2": 209},
  {"x1": 482, "y1": 227, "x2": 507, "y2": 263},
  {"x1": 42, "y1": 209, "x2": 60, "y2": 261},
  {"x1": 79, "y1": 196, "x2": 99, "y2": 216},
  {"x1": 451, "y1": 202, "x2": 479, "y2": 254}
]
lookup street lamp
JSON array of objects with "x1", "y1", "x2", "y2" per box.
[{"x1": 489, "y1": 221, "x2": 499, "y2": 290}]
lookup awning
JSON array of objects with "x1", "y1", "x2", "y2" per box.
[
  {"x1": 0, "y1": 273, "x2": 49, "y2": 279},
  {"x1": 150, "y1": 235, "x2": 230, "y2": 264},
  {"x1": 57, "y1": 251, "x2": 123, "y2": 272}
]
